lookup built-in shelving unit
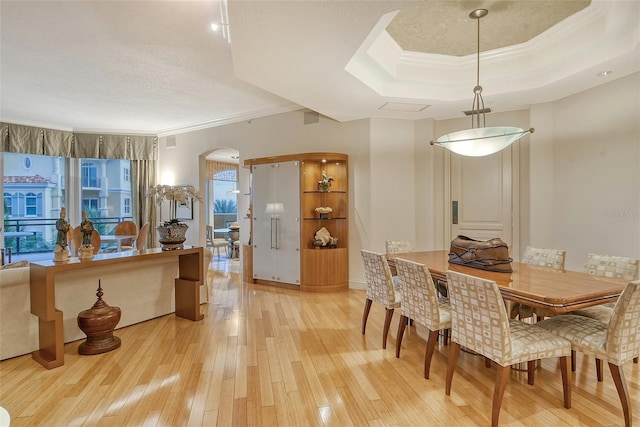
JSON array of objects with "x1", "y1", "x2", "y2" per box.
[{"x1": 244, "y1": 152, "x2": 348, "y2": 292}]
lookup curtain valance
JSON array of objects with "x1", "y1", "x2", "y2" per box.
[
  {"x1": 206, "y1": 160, "x2": 238, "y2": 181},
  {"x1": 0, "y1": 122, "x2": 157, "y2": 160}
]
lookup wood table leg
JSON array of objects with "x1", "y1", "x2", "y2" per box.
[{"x1": 32, "y1": 309, "x2": 64, "y2": 369}]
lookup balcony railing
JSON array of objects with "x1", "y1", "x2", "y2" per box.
[{"x1": 2, "y1": 216, "x2": 133, "y2": 255}]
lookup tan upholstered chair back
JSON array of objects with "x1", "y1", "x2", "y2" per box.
[
  {"x1": 522, "y1": 246, "x2": 566, "y2": 270},
  {"x1": 395, "y1": 258, "x2": 444, "y2": 330},
  {"x1": 446, "y1": 271, "x2": 513, "y2": 365},
  {"x1": 583, "y1": 253, "x2": 639, "y2": 281},
  {"x1": 114, "y1": 220, "x2": 138, "y2": 247},
  {"x1": 606, "y1": 281, "x2": 640, "y2": 365},
  {"x1": 361, "y1": 250, "x2": 398, "y2": 308},
  {"x1": 385, "y1": 240, "x2": 414, "y2": 254},
  {"x1": 136, "y1": 223, "x2": 150, "y2": 250}
]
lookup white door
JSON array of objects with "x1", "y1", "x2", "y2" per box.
[
  {"x1": 449, "y1": 150, "x2": 513, "y2": 247},
  {"x1": 252, "y1": 161, "x2": 300, "y2": 285}
]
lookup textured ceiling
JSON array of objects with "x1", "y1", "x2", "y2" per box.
[
  {"x1": 0, "y1": 0, "x2": 637, "y2": 136},
  {"x1": 387, "y1": 1, "x2": 591, "y2": 56}
]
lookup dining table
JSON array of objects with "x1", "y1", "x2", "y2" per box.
[
  {"x1": 386, "y1": 250, "x2": 627, "y2": 314},
  {"x1": 100, "y1": 234, "x2": 138, "y2": 252}
]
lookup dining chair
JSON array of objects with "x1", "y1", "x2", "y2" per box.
[
  {"x1": 537, "y1": 280, "x2": 640, "y2": 427},
  {"x1": 511, "y1": 246, "x2": 566, "y2": 320},
  {"x1": 103, "y1": 220, "x2": 138, "y2": 252},
  {"x1": 134, "y1": 222, "x2": 150, "y2": 250},
  {"x1": 394, "y1": 258, "x2": 451, "y2": 379},
  {"x1": 361, "y1": 250, "x2": 402, "y2": 349},
  {"x1": 385, "y1": 240, "x2": 414, "y2": 277},
  {"x1": 385, "y1": 240, "x2": 414, "y2": 255},
  {"x1": 206, "y1": 225, "x2": 229, "y2": 258},
  {"x1": 570, "y1": 253, "x2": 639, "y2": 377},
  {"x1": 445, "y1": 270, "x2": 572, "y2": 427}
]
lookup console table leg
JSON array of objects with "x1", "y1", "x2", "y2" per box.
[
  {"x1": 32, "y1": 309, "x2": 64, "y2": 369},
  {"x1": 175, "y1": 279, "x2": 203, "y2": 321}
]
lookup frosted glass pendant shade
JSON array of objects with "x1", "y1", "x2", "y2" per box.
[{"x1": 431, "y1": 126, "x2": 534, "y2": 157}]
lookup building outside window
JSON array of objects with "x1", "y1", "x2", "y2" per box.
[{"x1": 2, "y1": 152, "x2": 133, "y2": 260}]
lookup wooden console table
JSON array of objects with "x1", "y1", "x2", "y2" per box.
[{"x1": 29, "y1": 246, "x2": 204, "y2": 369}]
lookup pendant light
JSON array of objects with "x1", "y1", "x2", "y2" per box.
[{"x1": 430, "y1": 9, "x2": 534, "y2": 157}]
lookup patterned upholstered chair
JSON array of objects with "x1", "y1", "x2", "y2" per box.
[
  {"x1": 361, "y1": 250, "x2": 402, "y2": 349},
  {"x1": 385, "y1": 240, "x2": 414, "y2": 277},
  {"x1": 385, "y1": 240, "x2": 414, "y2": 255},
  {"x1": 511, "y1": 246, "x2": 566, "y2": 320},
  {"x1": 445, "y1": 271, "x2": 572, "y2": 427},
  {"x1": 394, "y1": 258, "x2": 451, "y2": 379},
  {"x1": 537, "y1": 281, "x2": 640, "y2": 427},
  {"x1": 571, "y1": 253, "x2": 639, "y2": 376}
]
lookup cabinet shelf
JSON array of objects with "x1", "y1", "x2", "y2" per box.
[
  {"x1": 303, "y1": 190, "x2": 346, "y2": 194},
  {"x1": 303, "y1": 217, "x2": 346, "y2": 221}
]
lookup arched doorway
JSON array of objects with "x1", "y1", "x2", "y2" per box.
[{"x1": 205, "y1": 148, "x2": 240, "y2": 247}]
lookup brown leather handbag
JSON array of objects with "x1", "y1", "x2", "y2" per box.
[{"x1": 449, "y1": 235, "x2": 513, "y2": 273}]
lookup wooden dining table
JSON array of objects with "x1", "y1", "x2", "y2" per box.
[{"x1": 387, "y1": 250, "x2": 627, "y2": 314}]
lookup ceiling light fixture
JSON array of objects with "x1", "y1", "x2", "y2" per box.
[{"x1": 430, "y1": 9, "x2": 534, "y2": 157}]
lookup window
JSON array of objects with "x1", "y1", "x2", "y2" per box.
[
  {"x1": 2, "y1": 152, "x2": 133, "y2": 259},
  {"x1": 82, "y1": 162, "x2": 99, "y2": 188},
  {"x1": 3, "y1": 192, "x2": 11, "y2": 217},
  {"x1": 25, "y1": 192, "x2": 42, "y2": 216},
  {"x1": 82, "y1": 198, "x2": 99, "y2": 211}
]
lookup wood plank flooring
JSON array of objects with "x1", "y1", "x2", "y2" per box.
[{"x1": 1, "y1": 255, "x2": 638, "y2": 426}]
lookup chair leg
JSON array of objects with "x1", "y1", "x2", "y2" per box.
[
  {"x1": 443, "y1": 328, "x2": 449, "y2": 345},
  {"x1": 559, "y1": 355, "x2": 571, "y2": 409},
  {"x1": 445, "y1": 342, "x2": 461, "y2": 396},
  {"x1": 595, "y1": 358, "x2": 604, "y2": 382},
  {"x1": 382, "y1": 308, "x2": 394, "y2": 349},
  {"x1": 492, "y1": 364, "x2": 511, "y2": 427},
  {"x1": 571, "y1": 350, "x2": 576, "y2": 371},
  {"x1": 527, "y1": 360, "x2": 536, "y2": 385},
  {"x1": 424, "y1": 329, "x2": 439, "y2": 379},
  {"x1": 609, "y1": 362, "x2": 632, "y2": 427},
  {"x1": 361, "y1": 298, "x2": 372, "y2": 335},
  {"x1": 396, "y1": 315, "x2": 408, "y2": 358}
]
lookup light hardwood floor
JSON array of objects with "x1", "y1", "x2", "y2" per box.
[{"x1": 1, "y1": 255, "x2": 638, "y2": 426}]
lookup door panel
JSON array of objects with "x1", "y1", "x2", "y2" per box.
[
  {"x1": 450, "y1": 151, "x2": 512, "y2": 244},
  {"x1": 252, "y1": 161, "x2": 300, "y2": 284}
]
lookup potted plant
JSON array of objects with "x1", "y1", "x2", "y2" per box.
[{"x1": 146, "y1": 184, "x2": 202, "y2": 250}]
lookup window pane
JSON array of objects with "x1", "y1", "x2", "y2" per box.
[{"x1": 3, "y1": 152, "x2": 66, "y2": 260}]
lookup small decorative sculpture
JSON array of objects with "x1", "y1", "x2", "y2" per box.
[
  {"x1": 53, "y1": 207, "x2": 71, "y2": 262},
  {"x1": 317, "y1": 171, "x2": 334, "y2": 192},
  {"x1": 80, "y1": 210, "x2": 94, "y2": 247},
  {"x1": 315, "y1": 206, "x2": 332, "y2": 219},
  {"x1": 78, "y1": 210, "x2": 95, "y2": 260},
  {"x1": 314, "y1": 227, "x2": 332, "y2": 246}
]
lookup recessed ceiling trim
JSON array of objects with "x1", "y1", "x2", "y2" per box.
[{"x1": 157, "y1": 102, "x2": 302, "y2": 137}]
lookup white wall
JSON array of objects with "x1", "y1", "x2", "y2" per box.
[
  {"x1": 161, "y1": 72, "x2": 639, "y2": 286},
  {"x1": 529, "y1": 72, "x2": 640, "y2": 270}
]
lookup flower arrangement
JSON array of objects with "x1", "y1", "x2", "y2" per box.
[
  {"x1": 146, "y1": 184, "x2": 202, "y2": 225},
  {"x1": 317, "y1": 171, "x2": 334, "y2": 191}
]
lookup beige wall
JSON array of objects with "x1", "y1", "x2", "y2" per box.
[
  {"x1": 529, "y1": 72, "x2": 640, "y2": 271},
  {"x1": 160, "y1": 71, "x2": 640, "y2": 286}
]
